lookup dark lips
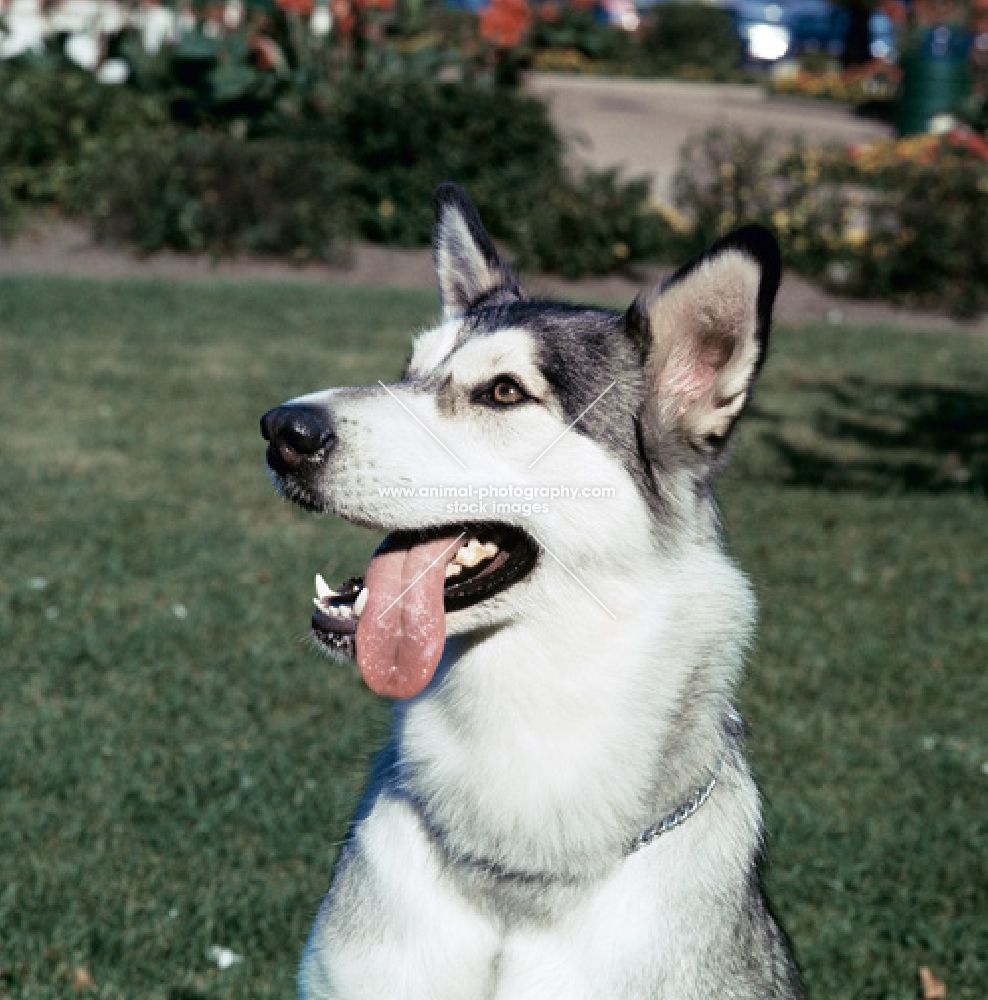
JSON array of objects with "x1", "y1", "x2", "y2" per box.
[{"x1": 310, "y1": 524, "x2": 539, "y2": 657}]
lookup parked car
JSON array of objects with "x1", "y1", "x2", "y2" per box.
[
  {"x1": 725, "y1": 0, "x2": 896, "y2": 63},
  {"x1": 633, "y1": 0, "x2": 897, "y2": 63}
]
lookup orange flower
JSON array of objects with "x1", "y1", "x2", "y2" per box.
[
  {"x1": 330, "y1": 0, "x2": 355, "y2": 35},
  {"x1": 946, "y1": 126, "x2": 988, "y2": 163},
  {"x1": 538, "y1": 1, "x2": 561, "y2": 21},
  {"x1": 278, "y1": 0, "x2": 315, "y2": 13},
  {"x1": 252, "y1": 34, "x2": 288, "y2": 68},
  {"x1": 479, "y1": 0, "x2": 532, "y2": 48}
]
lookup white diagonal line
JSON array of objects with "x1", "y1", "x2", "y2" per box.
[
  {"x1": 378, "y1": 381, "x2": 467, "y2": 468},
  {"x1": 376, "y1": 533, "x2": 466, "y2": 622},
  {"x1": 527, "y1": 381, "x2": 617, "y2": 468},
  {"x1": 528, "y1": 531, "x2": 617, "y2": 620}
]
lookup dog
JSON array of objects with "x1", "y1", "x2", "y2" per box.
[{"x1": 261, "y1": 183, "x2": 802, "y2": 999}]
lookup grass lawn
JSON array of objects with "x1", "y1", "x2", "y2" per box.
[{"x1": 0, "y1": 276, "x2": 985, "y2": 1000}]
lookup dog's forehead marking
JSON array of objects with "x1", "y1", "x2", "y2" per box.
[
  {"x1": 442, "y1": 327, "x2": 548, "y2": 392},
  {"x1": 410, "y1": 323, "x2": 550, "y2": 395}
]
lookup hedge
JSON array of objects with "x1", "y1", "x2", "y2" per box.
[
  {"x1": 674, "y1": 128, "x2": 988, "y2": 317},
  {"x1": 81, "y1": 133, "x2": 359, "y2": 261},
  {"x1": 0, "y1": 61, "x2": 676, "y2": 274}
]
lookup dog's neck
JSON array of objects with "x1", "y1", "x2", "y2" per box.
[{"x1": 392, "y1": 538, "x2": 754, "y2": 881}]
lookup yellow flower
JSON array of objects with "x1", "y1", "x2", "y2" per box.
[
  {"x1": 649, "y1": 199, "x2": 692, "y2": 235},
  {"x1": 378, "y1": 199, "x2": 396, "y2": 219},
  {"x1": 612, "y1": 242, "x2": 631, "y2": 260}
]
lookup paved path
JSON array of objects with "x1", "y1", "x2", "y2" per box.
[{"x1": 526, "y1": 73, "x2": 892, "y2": 199}]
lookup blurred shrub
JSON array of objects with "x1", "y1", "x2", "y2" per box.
[
  {"x1": 506, "y1": 171, "x2": 674, "y2": 276},
  {"x1": 0, "y1": 60, "x2": 165, "y2": 205},
  {"x1": 304, "y1": 76, "x2": 566, "y2": 246},
  {"x1": 526, "y1": 1, "x2": 745, "y2": 79},
  {"x1": 81, "y1": 132, "x2": 358, "y2": 260},
  {"x1": 639, "y1": 4, "x2": 742, "y2": 81},
  {"x1": 529, "y1": 5, "x2": 634, "y2": 64},
  {"x1": 279, "y1": 75, "x2": 677, "y2": 272},
  {"x1": 0, "y1": 172, "x2": 18, "y2": 239},
  {"x1": 15, "y1": 68, "x2": 674, "y2": 273},
  {"x1": 957, "y1": 92, "x2": 988, "y2": 136},
  {"x1": 675, "y1": 128, "x2": 988, "y2": 316}
]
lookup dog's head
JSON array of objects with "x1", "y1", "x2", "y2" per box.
[{"x1": 262, "y1": 184, "x2": 779, "y2": 701}]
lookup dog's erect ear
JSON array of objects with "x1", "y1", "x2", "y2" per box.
[
  {"x1": 433, "y1": 183, "x2": 522, "y2": 320},
  {"x1": 627, "y1": 225, "x2": 780, "y2": 459}
]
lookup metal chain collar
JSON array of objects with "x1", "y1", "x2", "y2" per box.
[{"x1": 625, "y1": 757, "x2": 723, "y2": 856}]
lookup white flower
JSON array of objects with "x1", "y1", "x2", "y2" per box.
[
  {"x1": 171, "y1": 603, "x2": 188, "y2": 620},
  {"x1": 65, "y1": 33, "x2": 100, "y2": 70},
  {"x1": 207, "y1": 946, "x2": 244, "y2": 970},
  {"x1": 28, "y1": 577, "x2": 48, "y2": 590},
  {"x1": 97, "y1": 58, "x2": 130, "y2": 85}
]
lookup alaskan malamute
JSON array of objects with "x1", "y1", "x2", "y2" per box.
[{"x1": 262, "y1": 184, "x2": 801, "y2": 999}]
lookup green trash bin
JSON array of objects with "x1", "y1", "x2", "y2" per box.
[{"x1": 896, "y1": 25, "x2": 972, "y2": 136}]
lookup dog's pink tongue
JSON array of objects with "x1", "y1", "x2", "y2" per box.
[{"x1": 355, "y1": 537, "x2": 457, "y2": 699}]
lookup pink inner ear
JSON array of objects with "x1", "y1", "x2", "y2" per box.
[{"x1": 662, "y1": 332, "x2": 735, "y2": 402}]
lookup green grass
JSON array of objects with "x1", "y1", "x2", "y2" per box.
[{"x1": 0, "y1": 276, "x2": 985, "y2": 999}]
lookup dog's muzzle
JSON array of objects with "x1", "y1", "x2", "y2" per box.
[{"x1": 260, "y1": 404, "x2": 337, "y2": 476}]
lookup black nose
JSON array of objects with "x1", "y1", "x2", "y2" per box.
[{"x1": 260, "y1": 404, "x2": 336, "y2": 472}]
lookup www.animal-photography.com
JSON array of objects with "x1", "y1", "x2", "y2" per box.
[{"x1": 1, "y1": 3, "x2": 986, "y2": 998}]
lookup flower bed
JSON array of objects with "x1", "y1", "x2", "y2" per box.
[
  {"x1": 673, "y1": 127, "x2": 988, "y2": 315},
  {"x1": 768, "y1": 60, "x2": 903, "y2": 108}
]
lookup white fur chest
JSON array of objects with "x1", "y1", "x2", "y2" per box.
[{"x1": 393, "y1": 549, "x2": 751, "y2": 881}]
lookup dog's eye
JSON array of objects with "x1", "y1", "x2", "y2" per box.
[{"x1": 486, "y1": 378, "x2": 527, "y2": 407}]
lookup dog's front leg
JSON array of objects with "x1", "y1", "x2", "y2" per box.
[{"x1": 299, "y1": 791, "x2": 500, "y2": 1000}]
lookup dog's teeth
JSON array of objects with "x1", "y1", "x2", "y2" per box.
[
  {"x1": 455, "y1": 538, "x2": 497, "y2": 568},
  {"x1": 353, "y1": 587, "x2": 369, "y2": 616},
  {"x1": 445, "y1": 563, "x2": 463, "y2": 579},
  {"x1": 315, "y1": 574, "x2": 336, "y2": 599},
  {"x1": 455, "y1": 539, "x2": 486, "y2": 567},
  {"x1": 339, "y1": 604, "x2": 353, "y2": 619}
]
